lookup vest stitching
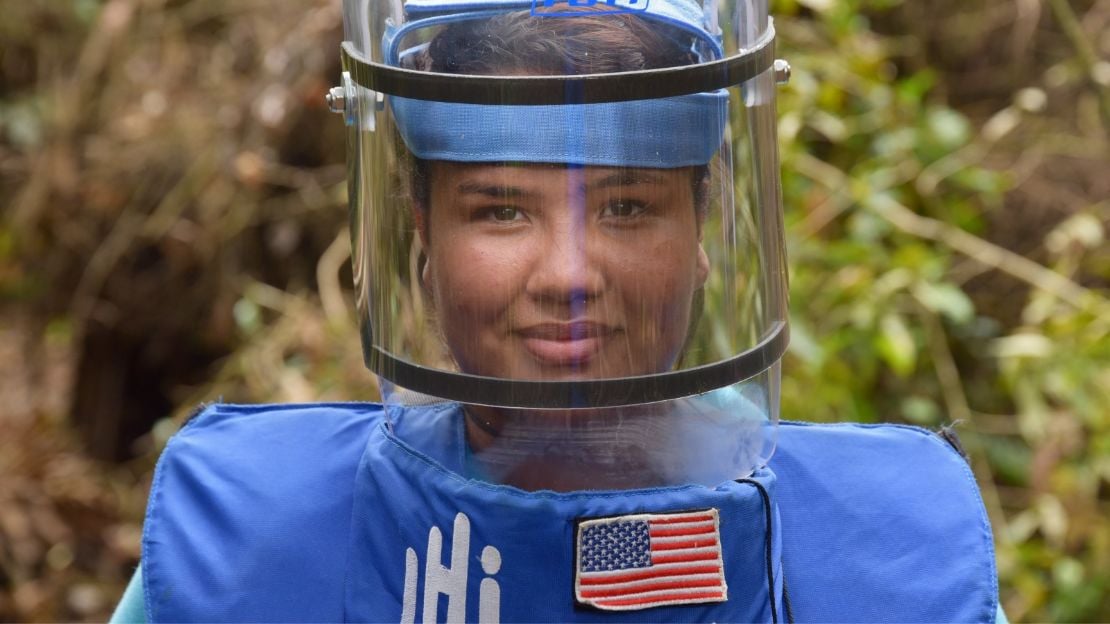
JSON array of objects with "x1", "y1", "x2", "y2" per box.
[
  {"x1": 922, "y1": 428, "x2": 1000, "y2": 623},
  {"x1": 142, "y1": 402, "x2": 218, "y2": 622}
]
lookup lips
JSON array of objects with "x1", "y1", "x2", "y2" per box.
[{"x1": 517, "y1": 322, "x2": 616, "y2": 366}]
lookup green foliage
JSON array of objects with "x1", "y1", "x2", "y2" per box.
[
  {"x1": 773, "y1": 0, "x2": 1110, "y2": 619},
  {"x1": 2, "y1": 0, "x2": 1106, "y2": 620}
]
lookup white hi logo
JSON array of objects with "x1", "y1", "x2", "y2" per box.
[{"x1": 401, "y1": 513, "x2": 502, "y2": 624}]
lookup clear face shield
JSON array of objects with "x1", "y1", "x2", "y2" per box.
[{"x1": 333, "y1": 0, "x2": 789, "y2": 492}]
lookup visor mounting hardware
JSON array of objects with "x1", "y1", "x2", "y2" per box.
[
  {"x1": 774, "y1": 59, "x2": 791, "y2": 85},
  {"x1": 326, "y1": 86, "x2": 346, "y2": 114}
]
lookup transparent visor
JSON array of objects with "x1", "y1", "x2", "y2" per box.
[{"x1": 339, "y1": 0, "x2": 787, "y2": 490}]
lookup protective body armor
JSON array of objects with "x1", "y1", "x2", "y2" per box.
[{"x1": 140, "y1": 403, "x2": 998, "y2": 622}]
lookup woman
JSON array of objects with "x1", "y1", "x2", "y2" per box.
[
  {"x1": 113, "y1": 2, "x2": 1002, "y2": 621},
  {"x1": 394, "y1": 9, "x2": 757, "y2": 491}
]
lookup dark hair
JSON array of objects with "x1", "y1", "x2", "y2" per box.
[
  {"x1": 410, "y1": 10, "x2": 699, "y2": 75},
  {"x1": 407, "y1": 10, "x2": 711, "y2": 220}
]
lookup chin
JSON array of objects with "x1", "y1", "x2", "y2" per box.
[{"x1": 521, "y1": 360, "x2": 630, "y2": 381}]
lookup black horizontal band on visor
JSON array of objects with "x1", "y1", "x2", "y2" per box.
[
  {"x1": 364, "y1": 321, "x2": 788, "y2": 409},
  {"x1": 339, "y1": 27, "x2": 775, "y2": 105}
]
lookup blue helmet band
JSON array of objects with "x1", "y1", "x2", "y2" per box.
[
  {"x1": 391, "y1": 91, "x2": 727, "y2": 167},
  {"x1": 385, "y1": 0, "x2": 730, "y2": 167}
]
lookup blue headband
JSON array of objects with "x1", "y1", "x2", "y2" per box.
[{"x1": 386, "y1": 0, "x2": 729, "y2": 168}]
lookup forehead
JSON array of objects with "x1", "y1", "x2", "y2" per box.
[{"x1": 428, "y1": 162, "x2": 691, "y2": 192}]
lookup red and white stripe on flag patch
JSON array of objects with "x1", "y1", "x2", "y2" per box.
[{"x1": 574, "y1": 508, "x2": 727, "y2": 611}]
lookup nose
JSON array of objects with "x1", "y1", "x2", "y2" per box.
[{"x1": 524, "y1": 209, "x2": 605, "y2": 311}]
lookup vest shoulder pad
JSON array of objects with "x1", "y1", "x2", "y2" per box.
[
  {"x1": 142, "y1": 402, "x2": 383, "y2": 622},
  {"x1": 771, "y1": 422, "x2": 999, "y2": 623}
]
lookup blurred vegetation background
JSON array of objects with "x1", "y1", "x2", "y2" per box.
[{"x1": 0, "y1": 0, "x2": 1106, "y2": 620}]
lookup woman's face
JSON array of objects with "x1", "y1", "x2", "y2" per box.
[{"x1": 420, "y1": 162, "x2": 709, "y2": 382}]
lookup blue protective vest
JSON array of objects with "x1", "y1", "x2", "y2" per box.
[{"x1": 141, "y1": 403, "x2": 998, "y2": 622}]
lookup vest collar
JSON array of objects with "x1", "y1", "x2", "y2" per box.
[{"x1": 344, "y1": 409, "x2": 784, "y2": 622}]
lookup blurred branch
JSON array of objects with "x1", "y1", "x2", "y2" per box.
[
  {"x1": 918, "y1": 98, "x2": 1041, "y2": 199},
  {"x1": 796, "y1": 157, "x2": 920, "y2": 239},
  {"x1": 795, "y1": 152, "x2": 1102, "y2": 309},
  {"x1": 914, "y1": 142, "x2": 990, "y2": 212},
  {"x1": 317, "y1": 228, "x2": 351, "y2": 327},
  {"x1": 869, "y1": 194, "x2": 1100, "y2": 309},
  {"x1": 70, "y1": 158, "x2": 215, "y2": 335},
  {"x1": 1011, "y1": 0, "x2": 1042, "y2": 61},
  {"x1": 1045, "y1": 0, "x2": 1110, "y2": 127},
  {"x1": 140, "y1": 159, "x2": 217, "y2": 241},
  {"x1": 9, "y1": 0, "x2": 137, "y2": 232},
  {"x1": 923, "y1": 311, "x2": 972, "y2": 424},
  {"x1": 922, "y1": 307, "x2": 1009, "y2": 538},
  {"x1": 792, "y1": 155, "x2": 853, "y2": 239},
  {"x1": 167, "y1": 282, "x2": 297, "y2": 421}
]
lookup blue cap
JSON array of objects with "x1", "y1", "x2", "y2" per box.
[{"x1": 385, "y1": 0, "x2": 729, "y2": 168}]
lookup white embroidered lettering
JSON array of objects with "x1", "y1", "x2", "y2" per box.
[
  {"x1": 422, "y1": 513, "x2": 470, "y2": 624},
  {"x1": 479, "y1": 545, "x2": 502, "y2": 624},
  {"x1": 401, "y1": 547, "x2": 419, "y2": 624},
  {"x1": 402, "y1": 513, "x2": 502, "y2": 623}
]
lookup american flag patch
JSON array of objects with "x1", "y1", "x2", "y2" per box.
[{"x1": 574, "y1": 509, "x2": 727, "y2": 611}]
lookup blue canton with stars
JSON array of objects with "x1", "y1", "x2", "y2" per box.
[{"x1": 580, "y1": 520, "x2": 652, "y2": 572}]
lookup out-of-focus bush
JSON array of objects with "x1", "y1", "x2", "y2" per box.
[
  {"x1": 1, "y1": 0, "x2": 1107, "y2": 621},
  {"x1": 2, "y1": 0, "x2": 352, "y2": 618},
  {"x1": 772, "y1": 0, "x2": 1110, "y2": 620}
]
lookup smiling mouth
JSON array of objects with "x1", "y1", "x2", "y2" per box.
[{"x1": 518, "y1": 322, "x2": 615, "y2": 366}]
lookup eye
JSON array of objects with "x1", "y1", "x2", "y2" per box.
[
  {"x1": 485, "y1": 206, "x2": 524, "y2": 222},
  {"x1": 601, "y1": 200, "x2": 648, "y2": 218}
]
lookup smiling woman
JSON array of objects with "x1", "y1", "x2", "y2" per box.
[
  {"x1": 110, "y1": 2, "x2": 1004, "y2": 622},
  {"x1": 403, "y1": 10, "x2": 719, "y2": 390},
  {"x1": 343, "y1": 1, "x2": 789, "y2": 491},
  {"x1": 421, "y1": 163, "x2": 708, "y2": 381}
]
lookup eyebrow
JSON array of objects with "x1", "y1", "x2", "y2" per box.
[
  {"x1": 586, "y1": 170, "x2": 667, "y2": 190},
  {"x1": 455, "y1": 170, "x2": 666, "y2": 198},
  {"x1": 455, "y1": 180, "x2": 538, "y2": 199}
]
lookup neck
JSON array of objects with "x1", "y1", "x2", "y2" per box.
[{"x1": 462, "y1": 404, "x2": 669, "y2": 490}]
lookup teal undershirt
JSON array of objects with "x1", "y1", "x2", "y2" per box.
[
  {"x1": 109, "y1": 563, "x2": 1009, "y2": 624},
  {"x1": 109, "y1": 567, "x2": 145, "y2": 624}
]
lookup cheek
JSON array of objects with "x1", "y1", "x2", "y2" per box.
[
  {"x1": 614, "y1": 238, "x2": 700, "y2": 313},
  {"x1": 611, "y1": 238, "x2": 699, "y2": 365},
  {"x1": 426, "y1": 237, "x2": 524, "y2": 318}
]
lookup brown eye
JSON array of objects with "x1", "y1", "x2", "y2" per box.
[
  {"x1": 602, "y1": 200, "x2": 648, "y2": 218},
  {"x1": 491, "y1": 206, "x2": 521, "y2": 221}
]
